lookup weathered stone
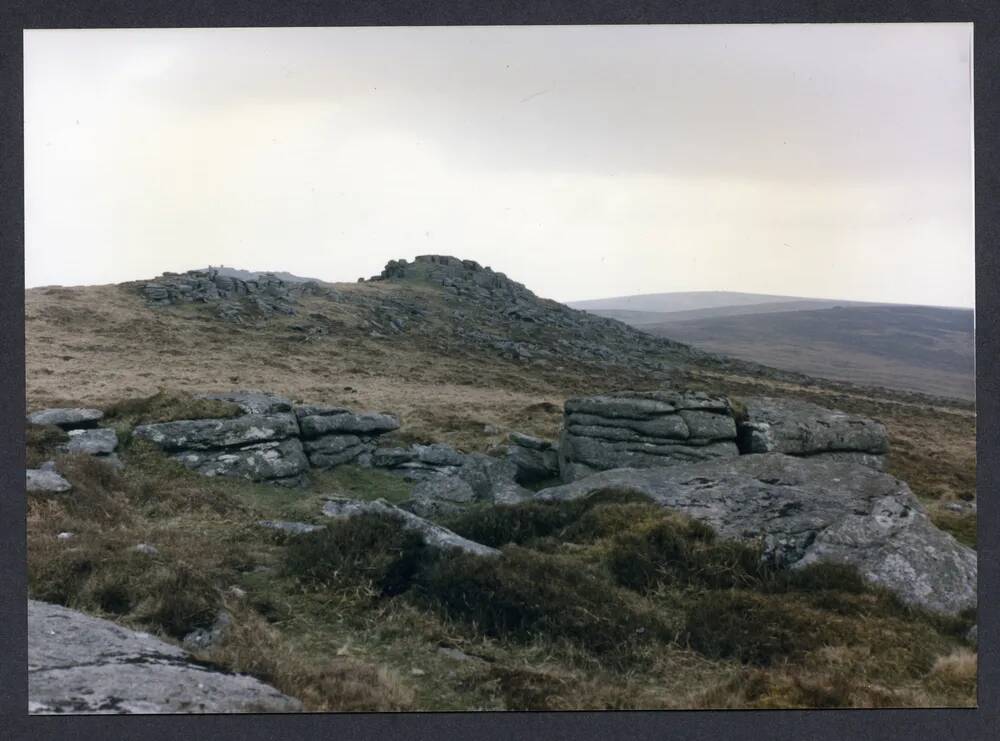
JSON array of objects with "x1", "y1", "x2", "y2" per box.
[
  {"x1": 174, "y1": 437, "x2": 309, "y2": 484},
  {"x1": 507, "y1": 433, "x2": 560, "y2": 483},
  {"x1": 27, "y1": 408, "x2": 104, "y2": 429},
  {"x1": 303, "y1": 434, "x2": 364, "y2": 454},
  {"x1": 256, "y1": 520, "x2": 325, "y2": 535},
  {"x1": 566, "y1": 412, "x2": 690, "y2": 440},
  {"x1": 408, "y1": 476, "x2": 478, "y2": 518},
  {"x1": 60, "y1": 428, "x2": 118, "y2": 456},
  {"x1": 559, "y1": 431, "x2": 738, "y2": 480},
  {"x1": 537, "y1": 454, "x2": 975, "y2": 615},
  {"x1": 27, "y1": 469, "x2": 72, "y2": 493},
  {"x1": 678, "y1": 410, "x2": 738, "y2": 440},
  {"x1": 133, "y1": 543, "x2": 159, "y2": 556},
  {"x1": 134, "y1": 413, "x2": 300, "y2": 452},
  {"x1": 321, "y1": 497, "x2": 501, "y2": 557},
  {"x1": 197, "y1": 390, "x2": 292, "y2": 415},
  {"x1": 564, "y1": 390, "x2": 729, "y2": 419},
  {"x1": 182, "y1": 611, "x2": 232, "y2": 652},
  {"x1": 373, "y1": 443, "x2": 466, "y2": 469},
  {"x1": 293, "y1": 404, "x2": 351, "y2": 419},
  {"x1": 28, "y1": 600, "x2": 302, "y2": 713},
  {"x1": 738, "y1": 397, "x2": 889, "y2": 461},
  {"x1": 298, "y1": 411, "x2": 400, "y2": 438}
]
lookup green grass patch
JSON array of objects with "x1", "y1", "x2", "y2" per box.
[
  {"x1": 314, "y1": 465, "x2": 413, "y2": 505},
  {"x1": 104, "y1": 389, "x2": 242, "y2": 427}
]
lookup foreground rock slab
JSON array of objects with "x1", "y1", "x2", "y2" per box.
[
  {"x1": 28, "y1": 600, "x2": 302, "y2": 714},
  {"x1": 537, "y1": 454, "x2": 975, "y2": 615},
  {"x1": 134, "y1": 413, "x2": 300, "y2": 451},
  {"x1": 738, "y1": 396, "x2": 889, "y2": 469},
  {"x1": 321, "y1": 497, "x2": 501, "y2": 557}
]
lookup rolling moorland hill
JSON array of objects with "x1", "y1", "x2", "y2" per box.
[
  {"x1": 570, "y1": 293, "x2": 975, "y2": 401},
  {"x1": 24, "y1": 255, "x2": 977, "y2": 710}
]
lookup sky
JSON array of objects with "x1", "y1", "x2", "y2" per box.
[{"x1": 23, "y1": 24, "x2": 974, "y2": 307}]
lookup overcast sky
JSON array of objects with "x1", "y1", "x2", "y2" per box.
[{"x1": 24, "y1": 24, "x2": 973, "y2": 307}]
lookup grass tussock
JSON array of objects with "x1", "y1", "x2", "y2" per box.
[
  {"x1": 104, "y1": 389, "x2": 242, "y2": 427},
  {"x1": 285, "y1": 514, "x2": 427, "y2": 596},
  {"x1": 26, "y1": 424, "x2": 68, "y2": 468},
  {"x1": 200, "y1": 605, "x2": 415, "y2": 711}
]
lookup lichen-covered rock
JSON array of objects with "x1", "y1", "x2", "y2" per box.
[
  {"x1": 27, "y1": 469, "x2": 72, "y2": 493},
  {"x1": 27, "y1": 408, "x2": 104, "y2": 429},
  {"x1": 558, "y1": 390, "x2": 739, "y2": 482},
  {"x1": 197, "y1": 390, "x2": 293, "y2": 415},
  {"x1": 134, "y1": 413, "x2": 300, "y2": 451},
  {"x1": 321, "y1": 497, "x2": 500, "y2": 557},
  {"x1": 60, "y1": 428, "x2": 118, "y2": 456},
  {"x1": 737, "y1": 396, "x2": 888, "y2": 469},
  {"x1": 139, "y1": 269, "x2": 299, "y2": 320},
  {"x1": 28, "y1": 600, "x2": 301, "y2": 713},
  {"x1": 173, "y1": 438, "x2": 309, "y2": 485},
  {"x1": 537, "y1": 454, "x2": 975, "y2": 615}
]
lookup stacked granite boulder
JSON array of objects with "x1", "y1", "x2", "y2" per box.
[
  {"x1": 297, "y1": 406, "x2": 400, "y2": 468},
  {"x1": 369, "y1": 443, "x2": 532, "y2": 516},
  {"x1": 736, "y1": 396, "x2": 889, "y2": 470},
  {"x1": 131, "y1": 391, "x2": 401, "y2": 486},
  {"x1": 558, "y1": 391, "x2": 740, "y2": 483}
]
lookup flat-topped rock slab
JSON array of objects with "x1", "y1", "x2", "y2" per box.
[
  {"x1": 537, "y1": 453, "x2": 975, "y2": 616},
  {"x1": 28, "y1": 600, "x2": 302, "y2": 714}
]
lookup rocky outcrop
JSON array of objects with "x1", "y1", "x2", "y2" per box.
[
  {"x1": 140, "y1": 269, "x2": 300, "y2": 322},
  {"x1": 321, "y1": 497, "x2": 501, "y2": 557},
  {"x1": 737, "y1": 396, "x2": 889, "y2": 469},
  {"x1": 27, "y1": 408, "x2": 103, "y2": 429},
  {"x1": 537, "y1": 454, "x2": 975, "y2": 616},
  {"x1": 558, "y1": 391, "x2": 740, "y2": 482},
  {"x1": 28, "y1": 600, "x2": 302, "y2": 714},
  {"x1": 506, "y1": 432, "x2": 560, "y2": 484},
  {"x1": 174, "y1": 438, "x2": 310, "y2": 486}
]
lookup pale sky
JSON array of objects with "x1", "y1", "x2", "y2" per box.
[{"x1": 24, "y1": 24, "x2": 974, "y2": 307}]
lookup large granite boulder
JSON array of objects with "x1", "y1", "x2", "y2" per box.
[
  {"x1": 506, "y1": 432, "x2": 560, "y2": 484},
  {"x1": 297, "y1": 409, "x2": 400, "y2": 438},
  {"x1": 372, "y1": 443, "x2": 467, "y2": 479},
  {"x1": 737, "y1": 396, "x2": 889, "y2": 469},
  {"x1": 558, "y1": 390, "x2": 739, "y2": 482},
  {"x1": 27, "y1": 408, "x2": 104, "y2": 429},
  {"x1": 321, "y1": 497, "x2": 501, "y2": 557},
  {"x1": 28, "y1": 600, "x2": 302, "y2": 714},
  {"x1": 537, "y1": 454, "x2": 975, "y2": 616}
]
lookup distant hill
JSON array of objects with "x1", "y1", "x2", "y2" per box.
[
  {"x1": 641, "y1": 304, "x2": 975, "y2": 400},
  {"x1": 568, "y1": 290, "x2": 874, "y2": 315}
]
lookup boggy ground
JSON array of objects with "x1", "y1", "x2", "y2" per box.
[{"x1": 24, "y1": 273, "x2": 978, "y2": 709}]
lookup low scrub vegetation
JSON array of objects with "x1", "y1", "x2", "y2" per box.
[{"x1": 26, "y1": 410, "x2": 976, "y2": 710}]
